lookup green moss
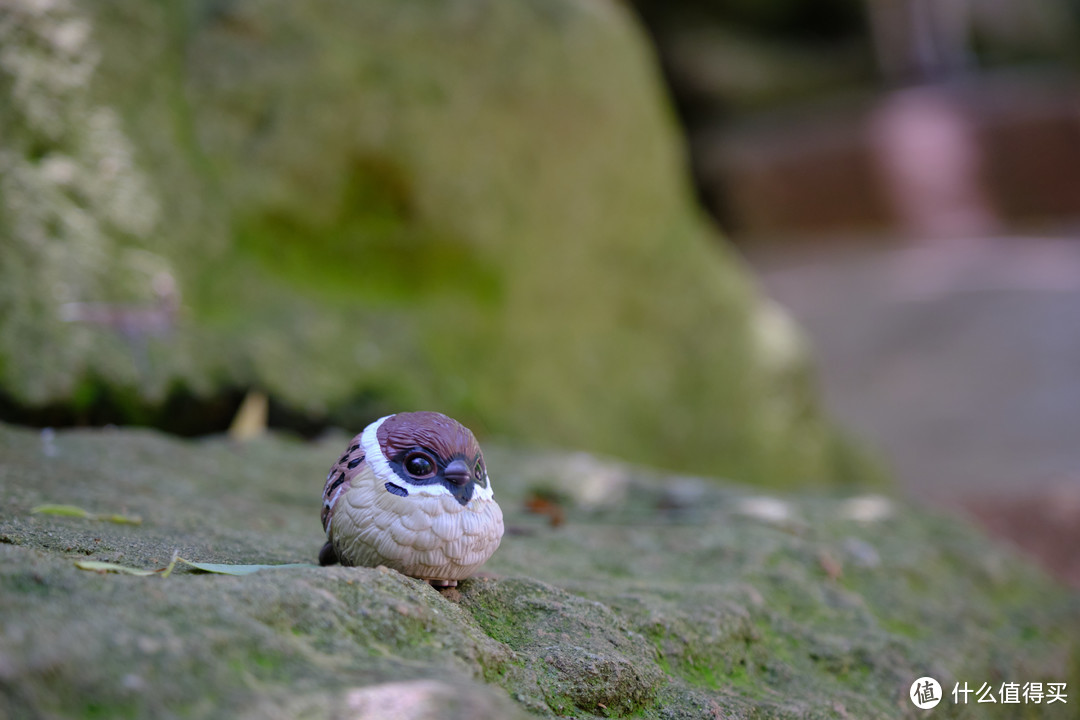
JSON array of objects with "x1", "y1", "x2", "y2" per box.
[
  {"x1": 233, "y1": 154, "x2": 503, "y2": 308},
  {"x1": 459, "y1": 580, "x2": 535, "y2": 648},
  {"x1": 83, "y1": 700, "x2": 139, "y2": 720},
  {"x1": 1, "y1": 423, "x2": 1077, "y2": 719},
  {"x1": 678, "y1": 655, "x2": 726, "y2": 690}
]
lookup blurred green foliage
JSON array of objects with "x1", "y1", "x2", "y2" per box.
[{"x1": 0, "y1": 0, "x2": 879, "y2": 488}]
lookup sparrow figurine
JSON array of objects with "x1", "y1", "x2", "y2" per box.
[{"x1": 319, "y1": 411, "x2": 504, "y2": 587}]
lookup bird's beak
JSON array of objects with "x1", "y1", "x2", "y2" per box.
[{"x1": 443, "y1": 458, "x2": 471, "y2": 486}]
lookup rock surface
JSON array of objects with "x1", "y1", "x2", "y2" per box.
[
  {"x1": 0, "y1": 0, "x2": 855, "y2": 487},
  {"x1": 1, "y1": 422, "x2": 1076, "y2": 718}
]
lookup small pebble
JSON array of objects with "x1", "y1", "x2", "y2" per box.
[
  {"x1": 843, "y1": 536, "x2": 882, "y2": 569},
  {"x1": 40, "y1": 428, "x2": 57, "y2": 458},
  {"x1": 737, "y1": 496, "x2": 792, "y2": 524},
  {"x1": 839, "y1": 495, "x2": 893, "y2": 523}
]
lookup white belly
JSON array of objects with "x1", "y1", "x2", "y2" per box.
[{"x1": 330, "y1": 467, "x2": 504, "y2": 582}]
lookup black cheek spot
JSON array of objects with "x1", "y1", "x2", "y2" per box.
[
  {"x1": 384, "y1": 482, "x2": 409, "y2": 497},
  {"x1": 327, "y1": 471, "x2": 347, "y2": 494},
  {"x1": 347, "y1": 454, "x2": 364, "y2": 469}
]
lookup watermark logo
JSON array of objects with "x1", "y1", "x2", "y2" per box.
[
  {"x1": 910, "y1": 677, "x2": 943, "y2": 709},
  {"x1": 953, "y1": 681, "x2": 1068, "y2": 705},
  {"x1": 909, "y1": 678, "x2": 1068, "y2": 710}
]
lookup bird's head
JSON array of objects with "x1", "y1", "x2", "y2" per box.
[{"x1": 361, "y1": 411, "x2": 491, "y2": 506}]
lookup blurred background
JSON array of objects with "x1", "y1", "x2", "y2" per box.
[
  {"x1": 1, "y1": 0, "x2": 1077, "y2": 586},
  {"x1": 631, "y1": 0, "x2": 1080, "y2": 240},
  {"x1": 625, "y1": 0, "x2": 1080, "y2": 586}
]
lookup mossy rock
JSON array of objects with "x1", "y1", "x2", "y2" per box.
[
  {"x1": 0, "y1": 422, "x2": 1076, "y2": 718},
  {"x1": 0, "y1": 0, "x2": 866, "y2": 488}
]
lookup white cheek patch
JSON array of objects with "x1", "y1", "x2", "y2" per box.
[
  {"x1": 359, "y1": 413, "x2": 497, "y2": 502},
  {"x1": 360, "y1": 415, "x2": 394, "y2": 482},
  {"x1": 474, "y1": 479, "x2": 494, "y2": 502},
  {"x1": 402, "y1": 480, "x2": 454, "y2": 498}
]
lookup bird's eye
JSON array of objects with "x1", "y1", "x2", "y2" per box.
[
  {"x1": 474, "y1": 461, "x2": 487, "y2": 486},
  {"x1": 404, "y1": 452, "x2": 436, "y2": 478}
]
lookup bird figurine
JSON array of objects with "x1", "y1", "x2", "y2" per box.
[{"x1": 319, "y1": 411, "x2": 504, "y2": 587}]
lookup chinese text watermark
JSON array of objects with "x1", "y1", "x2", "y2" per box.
[{"x1": 909, "y1": 678, "x2": 1068, "y2": 709}]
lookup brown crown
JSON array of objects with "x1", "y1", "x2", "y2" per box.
[{"x1": 377, "y1": 411, "x2": 482, "y2": 462}]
